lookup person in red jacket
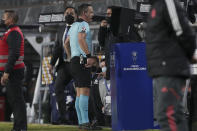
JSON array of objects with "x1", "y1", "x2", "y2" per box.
[
  {"x1": 146, "y1": 0, "x2": 196, "y2": 131},
  {"x1": 0, "y1": 10, "x2": 27, "y2": 131}
]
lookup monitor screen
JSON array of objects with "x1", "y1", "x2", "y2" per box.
[
  {"x1": 135, "y1": 2, "x2": 151, "y2": 23},
  {"x1": 137, "y1": 2, "x2": 151, "y2": 13}
]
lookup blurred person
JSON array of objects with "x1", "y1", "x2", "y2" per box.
[
  {"x1": 0, "y1": 10, "x2": 27, "y2": 131},
  {"x1": 98, "y1": 59, "x2": 111, "y2": 126},
  {"x1": 64, "y1": 3, "x2": 100, "y2": 130},
  {"x1": 106, "y1": 7, "x2": 112, "y2": 17},
  {"x1": 98, "y1": 59, "x2": 107, "y2": 102},
  {"x1": 98, "y1": 6, "x2": 112, "y2": 48},
  {"x1": 88, "y1": 56, "x2": 104, "y2": 128},
  {"x1": 98, "y1": 59, "x2": 107, "y2": 79},
  {"x1": 187, "y1": 0, "x2": 197, "y2": 23},
  {"x1": 146, "y1": 0, "x2": 196, "y2": 131},
  {"x1": 98, "y1": 6, "x2": 113, "y2": 80},
  {"x1": 49, "y1": 6, "x2": 77, "y2": 124}
]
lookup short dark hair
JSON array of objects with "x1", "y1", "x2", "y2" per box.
[
  {"x1": 78, "y1": 4, "x2": 92, "y2": 16},
  {"x1": 100, "y1": 59, "x2": 105, "y2": 62},
  {"x1": 64, "y1": 6, "x2": 77, "y2": 14},
  {"x1": 107, "y1": 6, "x2": 113, "y2": 10},
  {"x1": 4, "y1": 10, "x2": 18, "y2": 24}
]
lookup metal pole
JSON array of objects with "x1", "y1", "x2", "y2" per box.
[
  {"x1": 38, "y1": 44, "x2": 44, "y2": 124},
  {"x1": 29, "y1": 67, "x2": 41, "y2": 123}
]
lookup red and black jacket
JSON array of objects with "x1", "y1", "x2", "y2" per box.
[
  {"x1": 146, "y1": 0, "x2": 196, "y2": 78},
  {"x1": 0, "y1": 25, "x2": 24, "y2": 73}
]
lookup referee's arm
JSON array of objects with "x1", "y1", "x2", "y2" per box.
[
  {"x1": 78, "y1": 32, "x2": 90, "y2": 55},
  {"x1": 78, "y1": 32, "x2": 93, "y2": 67}
]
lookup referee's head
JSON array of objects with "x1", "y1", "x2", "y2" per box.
[{"x1": 78, "y1": 3, "x2": 94, "y2": 22}]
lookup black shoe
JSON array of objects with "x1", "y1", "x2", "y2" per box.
[
  {"x1": 60, "y1": 120, "x2": 71, "y2": 125},
  {"x1": 78, "y1": 124, "x2": 82, "y2": 129},
  {"x1": 91, "y1": 125, "x2": 102, "y2": 130},
  {"x1": 11, "y1": 129, "x2": 27, "y2": 131},
  {"x1": 91, "y1": 120, "x2": 103, "y2": 130},
  {"x1": 51, "y1": 121, "x2": 60, "y2": 125},
  {"x1": 81, "y1": 123, "x2": 102, "y2": 130},
  {"x1": 52, "y1": 118, "x2": 71, "y2": 125}
]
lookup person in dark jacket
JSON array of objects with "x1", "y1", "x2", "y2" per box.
[
  {"x1": 88, "y1": 56, "x2": 104, "y2": 127},
  {"x1": 49, "y1": 6, "x2": 77, "y2": 124},
  {"x1": 98, "y1": 6, "x2": 112, "y2": 48},
  {"x1": 146, "y1": 0, "x2": 196, "y2": 131},
  {"x1": 98, "y1": 6, "x2": 113, "y2": 80},
  {"x1": 0, "y1": 10, "x2": 27, "y2": 131},
  {"x1": 187, "y1": 0, "x2": 197, "y2": 23}
]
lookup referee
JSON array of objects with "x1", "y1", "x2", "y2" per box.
[{"x1": 64, "y1": 4, "x2": 100, "y2": 130}]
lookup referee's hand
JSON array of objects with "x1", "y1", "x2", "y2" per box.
[{"x1": 85, "y1": 58, "x2": 94, "y2": 68}]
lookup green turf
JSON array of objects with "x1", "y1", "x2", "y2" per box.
[
  {"x1": 1, "y1": 121, "x2": 196, "y2": 131},
  {"x1": 0, "y1": 122, "x2": 110, "y2": 131},
  {"x1": 0, "y1": 122, "x2": 161, "y2": 131}
]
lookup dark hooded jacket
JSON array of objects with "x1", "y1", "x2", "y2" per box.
[{"x1": 146, "y1": 0, "x2": 196, "y2": 78}]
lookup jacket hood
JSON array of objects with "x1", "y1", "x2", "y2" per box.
[{"x1": 149, "y1": 0, "x2": 157, "y2": 4}]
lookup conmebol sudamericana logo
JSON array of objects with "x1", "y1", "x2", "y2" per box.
[{"x1": 132, "y1": 51, "x2": 137, "y2": 64}]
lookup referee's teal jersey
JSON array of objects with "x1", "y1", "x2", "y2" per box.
[{"x1": 68, "y1": 21, "x2": 92, "y2": 58}]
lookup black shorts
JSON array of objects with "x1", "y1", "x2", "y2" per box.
[{"x1": 70, "y1": 56, "x2": 91, "y2": 88}]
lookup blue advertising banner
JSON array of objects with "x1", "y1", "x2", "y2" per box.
[{"x1": 111, "y1": 42, "x2": 155, "y2": 130}]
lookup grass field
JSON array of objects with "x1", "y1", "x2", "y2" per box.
[
  {"x1": 1, "y1": 122, "x2": 197, "y2": 131},
  {"x1": 0, "y1": 122, "x2": 111, "y2": 131},
  {"x1": 0, "y1": 122, "x2": 162, "y2": 131}
]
